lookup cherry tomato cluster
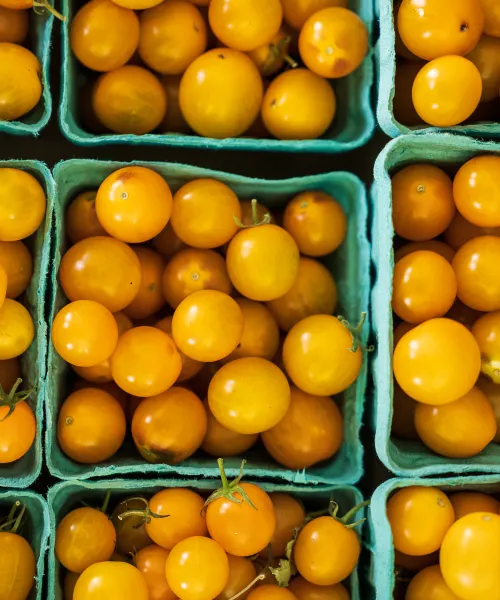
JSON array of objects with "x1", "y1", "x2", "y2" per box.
[
  {"x1": 70, "y1": 0, "x2": 369, "y2": 140},
  {"x1": 388, "y1": 485, "x2": 500, "y2": 600},
  {"x1": 0, "y1": 501, "x2": 36, "y2": 600},
  {"x1": 52, "y1": 165, "x2": 364, "y2": 472},
  {"x1": 0, "y1": 168, "x2": 47, "y2": 467},
  {"x1": 393, "y1": 0, "x2": 500, "y2": 128},
  {"x1": 56, "y1": 463, "x2": 365, "y2": 600},
  {"x1": 391, "y1": 158, "x2": 500, "y2": 459}
]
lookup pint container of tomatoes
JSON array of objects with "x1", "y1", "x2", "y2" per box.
[
  {"x1": 0, "y1": 490, "x2": 50, "y2": 600},
  {"x1": 370, "y1": 475, "x2": 500, "y2": 600},
  {"x1": 0, "y1": 161, "x2": 53, "y2": 488},
  {"x1": 59, "y1": 0, "x2": 374, "y2": 152},
  {"x1": 378, "y1": 0, "x2": 500, "y2": 137},
  {"x1": 372, "y1": 133, "x2": 500, "y2": 477},
  {"x1": 45, "y1": 158, "x2": 370, "y2": 485},
  {"x1": 47, "y1": 469, "x2": 367, "y2": 600}
]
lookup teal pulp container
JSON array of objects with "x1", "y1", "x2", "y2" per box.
[
  {"x1": 377, "y1": 0, "x2": 500, "y2": 139},
  {"x1": 371, "y1": 133, "x2": 500, "y2": 477},
  {"x1": 0, "y1": 13, "x2": 53, "y2": 135},
  {"x1": 47, "y1": 478, "x2": 366, "y2": 600},
  {"x1": 59, "y1": 0, "x2": 374, "y2": 152},
  {"x1": 368, "y1": 475, "x2": 500, "y2": 600},
  {"x1": 46, "y1": 159, "x2": 370, "y2": 485},
  {"x1": 0, "y1": 161, "x2": 54, "y2": 488},
  {"x1": 0, "y1": 489, "x2": 50, "y2": 600}
]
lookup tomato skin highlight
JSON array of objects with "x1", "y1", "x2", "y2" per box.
[{"x1": 74, "y1": 561, "x2": 149, "y2": 600}]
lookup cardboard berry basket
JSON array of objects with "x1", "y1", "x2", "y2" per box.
[
  {"x1": 58, "y1": 0, "x2": 374, "y2": 152},
  {"x1": 47, "y1": 477, "x2": 367, "y2": 600},
  {"x1": 1, "y1": 13, "x2": 54, "y2": 136},
  {"x1": 371, "y1": 133, "x2": 500, "y2": 478},
  {"x1": 45, "y1": 159, "x2": 370, "y2": 485},
  {"x1": 0, "y1": 489, "x2": 50, "y2": 600},
  {"x1": 377, "y1": 0, "x2": 500, "y2": 139},
  {"x1": 0, "y1": 161, "x2": 54, "y2": 489},
  {"x1": 368, "y1": 475, "x2": 500, "y2": 600}
]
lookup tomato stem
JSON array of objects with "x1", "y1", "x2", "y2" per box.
[
  {"x1": 0, "y1": 502, "x2": 26, "y2": 534},
  {"x1": 204, "y1": 458, "x2": 257, "y2": 511},
  {"x1": 227, "y1": 572, "x2": 267, "y2": 600},
  {"x1": 335, "y1": 499, "x2": 370, "y2": 529},
  {"x1": 284, "y1": 54, "x2": 298, "y2": 69},
  {"x1": 337, "y1": 312, "x2": 371, "y2": 353},
  {"x1": 0, "y1": 379, "x2": 33, "y2": 422},
  {"x1": 101, "y1": 490, "x2": 112, "y2": 515},
  {"x1": 117, "y1": 497, "x2": 169, "y2": 524},
  {"x1": 32, "y1": 0, "x2": 66, "y2": 21},
  {"x1": 234, "y1": 199, "x2": 272, "y2": 229}
]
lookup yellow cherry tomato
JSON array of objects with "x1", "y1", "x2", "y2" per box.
[{"x1": 0, "y1": 299, "x2": 34, "y2": 359}]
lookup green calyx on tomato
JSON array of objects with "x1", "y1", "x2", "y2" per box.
[
  {"x1": 234, "y1": 199, "x2": 272, "y2": 229},
  {"x1": 32, "y1": 0, "x2": 66, "y2": 20},
  {"x1": 0, "y1": 378, "x2": 32, "y2": 422},
  {"x1": 116, "y1": 495, "x2": 169, "y2": 526},
  {"x1": 337, "y1": 312, "x2": 371, "y2": 354},
  {"x1": 204, "y1": 458, "x2": 257, "y2": 511}
]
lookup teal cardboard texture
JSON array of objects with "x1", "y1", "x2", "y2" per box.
[
  {"x1": 46, "y1": 159, "x2": 370, "y2": 485},
  {"x1": 0, "y1": 489, "x2": 50, "y2": 600},
  {"x1": 1, "y1": 13, "x2": 53, "y2": 135},
  {"x1": 377, "y1": 0, "x2": 500, "y2": 139},
  {"x1": 59, "y1": 0, "x2": 374, "y2": 152},
  {"x1": 0, "y1": 161, "x2": 54, "y2": 489},
  {"x1": 368, "y1": 475, "x2": 500, "y2": 600},
  {"x1": 371, "y1": 133, "x2": 500, "y2": 477},
  {"x1": 48, "y1": 478, "x2": 366, "y2": 600}
]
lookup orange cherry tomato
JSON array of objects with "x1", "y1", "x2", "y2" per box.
[
  {"x1": 227, "y1": 222, "x2": 299, "y2": 302},
  {"x1": 209, "y1": 0, "x2": 282, "y2": 52},
  {"x1": 477, "y1": 377, "x2": 500, "y2": 442},
  {"x1": 111, "y1": 497, "x2": 152, "y2": 556},
  {"x1": 96, "y1": 166, "x2": 172, "y2": 244},
  {"x1": 0, "y1": 299, "x2": 34, "y2": 360},
  {"x1": 406, "y1": 565, "x2": 460, "y2": 600},
  {"x1": 481, "y1": 0, "x2": 500, "y2": 37},
  {"x1": 295, "y1": 514, "x2": 360, "y2": 585},
  {"x1": 139, "y1": 1, "x2": 207, "y2": 75},
  {"x1": 283, "y1": 314, "x2": 362, "y2": 396},
  {"x1": 152, "y1": 222, "x2": 186, "y2": 258},
  {"x1": 171, "y1": 179, "x2": 241, "y2": 249},
  {"x1": 393, "y1": 318, "x2": 481, "y2": 405},
  {"x1": 111, "y1": 326, "x2": 182, "y2": 397},
  {"x1": 397, "y1": 0, "x2": 484, "y2": 61},
  {"x1": 262, "y1": 386, "x2": 343, "y2": 469},
  {"x1": 454, "y1": 156, "x2": 500, "y2": 228},
  {"x1": 0, "y1": 264, "x2": 6, "y2": 309},
  {"x1": 392, "y1": 382, "x2": 418, "y2": 441},
  {"x1": 0, "y1": 6, "x2": 28, "y2": 43},
  {"x1": 0, "y1": 530, "x2": 35, "y2": 600},
  {"x1": 299, "y1": 7, "x2": 368, "y2": 78},
  {"x1": 449, "y1": 492, "x2": 500, "y2": 520},
  {"x1": 281, "y1": 0, "x2": 347, "y2": 30},
  {"x1": 393, "y1": 322, "x2": 415, "y2": 346},
  {"x1": 56, "y1": 506, "x2": 116, "y2": 573},
  {"x1": 179, "y1": 48, "x2": 263, "y2": 139},
  {"x1": 206, "y1": 470, "x2": 276, "y2": 556},
  {"x1": 394, "y1": 241, "x2": 455, "y2": 264},
  {"x1": 0, "y1": 168, "x2": 46, "y2": 242},
  {"x1": 172, "y1": 290, "x2": 244, "y2": 362},
  {"x1": 73, "y1": 379, "x2": 130, "y2": 414},
  {"x1": 240, "y1": 200, "x2": 274, "y2": 227},
  {"x1": 0, "y1": 44, "x2": 42, "y2": 122},
  {"x1": 0, "y1": 398, "x2": 35, "y2": 463},
  {"x1": 414, "y1": 386, "x2": 497, "y2": 458},
  {"x1": 247, "y1": 28, "x2": 293, "y2": 77},
  {"x1": 57, "y1": 388, "x2": 126, "y2": 464},
  {"x1": 65, "y1": 190, "x2": 107, "y2": 244},
  {"x1": 263, "y1": 493, "x2": 305, "y2": 559},
  {"x1": 262, "y1": 69, "x2": 336, "y2": 140},
  {"x1": 440, "y1": 512, "x2": 500, "y2": 600},
  {"x1": 444, "y1": 212, "x2": 500, "y2": 250},
  {"x1": 412, "y1": 57, "x2": 482, "y2": 127},
  {"x1": 161, "y1": 75, "x2": 191, "y2": 134},
  {"x1": 93, "y1": 65, "x2": 167, "y2": 135},
  {"x1": 155, "y1": 316, "x2": 203, "y2": 383},
  {"x1": 0, "y1": 241, "x2": 31, "y2": 300},
  {"x1": 70, "y1": 0, "x2": 139, "y2": 72},
  {"x1": 472, "y1": 311, "x2": 500, "y2": 382},
  {"x1": 59, "y1": 236, "x2": 142, "y2": 313},
  {"x1": 387, "y1": 486, "x2": 455, "y2": 556},
  {"x1": 74, "y1": 562, "x2": 149, "y2": 600},
  {"x1": 453, "y1": 236, "x2": 500, "y2": 311},
  {"x1": 289, "y1": 578, "x2": 349, "y2": 600},
  {"x1": 52, "y1": 300, "x2": 118, "y2": 367},
  {"x1": 393, "y1": 61, "x2": 425, "y2": 126},
  {"x1": 136, "y1": 545, "x2": 176, "y2": 600},
  {"x1": 247, "y1": 587, "x2": 297, "y2": 600},
  {"x1": 391, "y1": 164, "x2": 455, "y2": 241},
  {"x1": 111, "y1": 0, "x2": 162, "y2": 8},
  {"x1": 208, "y1": 357, "x2": 290, "y2": 434},
  {"x1": 166, "y1": 537, "x2": 229, "y2": 600},
  {"x1": 392, "y1": 251, "x2": 457, "y2": 324},
  {"x1": 146, "y1": 488, "x2": 208, "y2": 550},
  {"x1": 217, "y1": 555, "x2": 257, "y2": 600},
  {"x1": 131, "y1": 386, "x2": 207, "y2": 464},
  {"x1": 283, "y1": 191, "x2": 346, "y2": 257},
  {"x1": 124, "y1": 247, "x2": 166, "y2": 320},
  {"x1": 223, "y1": 298, "x2": 280, "y2": 362},
  {"x1": 467, "y1": 36, "x2": 500, "y2": 103},
  {"x1": 202, "y1": 400, "x2": 258, "y2": 458}
]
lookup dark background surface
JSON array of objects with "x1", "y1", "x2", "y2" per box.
[{"x1": 5, "y1": 16, "x2": 391, "y2": 498}]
